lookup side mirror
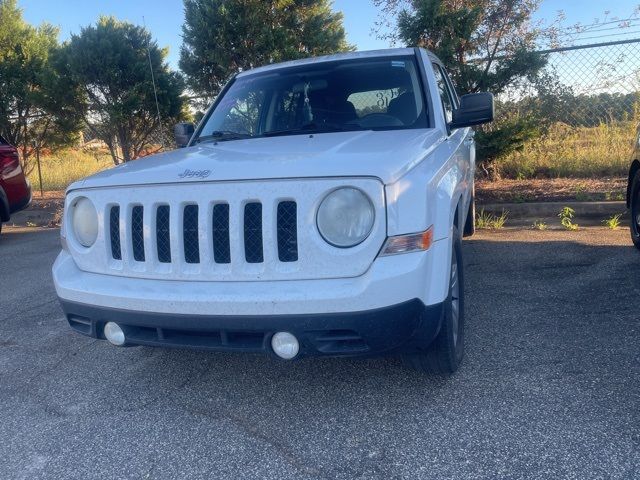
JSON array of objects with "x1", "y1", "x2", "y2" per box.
[
  {"x1": 174, "y1": 122, "x2": 195, "y2": 148},
  {"x1": 449, "y1": 92, "x2": 494, "y2": 129}
]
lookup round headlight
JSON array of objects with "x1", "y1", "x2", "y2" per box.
[
  {"x1": 72, "y1": 197, "x2": 98, "y2": 247},
  {"x1": 317, "y1": 187, "x2": 375, "y2": 247}
]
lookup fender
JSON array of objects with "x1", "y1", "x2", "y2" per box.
[{"x1": 385, "y1": 137, "x2": 468, "y2": 242}]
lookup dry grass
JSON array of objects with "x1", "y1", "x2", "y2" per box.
[
  {"x1": 24, "y1": 121, "x2": 637, "y2": 194},
  {"x1": 497, "y1": 122, "x2": 635, "y2": 179},
  {"x1": 27, "y1": 149, "x2": 113, "y2": 192}
]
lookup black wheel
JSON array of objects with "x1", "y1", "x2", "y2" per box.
[
  {"x1": 403, "y1": 226, "x2": 465, "y2": 374},
  {"x1": 463, "y1": 186, "x2": 475, "y2": 237},
  {"x1": 631, "y1": 170, "x2": 640, "y2": 250}
]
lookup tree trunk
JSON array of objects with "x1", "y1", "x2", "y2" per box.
[
  {"x1": 105, "y1": 138, "x2": 120, "y2": 166},
  {"x1": 117, "y1": 128, "x2": 132, "y2": 163}
]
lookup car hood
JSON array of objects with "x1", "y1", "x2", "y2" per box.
[{"x1": 71, "y1": 129, "x2": 444, "y2": 191}]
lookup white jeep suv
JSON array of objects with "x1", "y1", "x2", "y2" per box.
[{"x1": 52, "y1": 48, "x2": 493, "y2": 374}]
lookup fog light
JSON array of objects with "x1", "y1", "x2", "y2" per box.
[
  {"x1": 271, "y1": 332, "x2": 299, "y2": 359},
  {"x1": 104, "y1": 322, "x2": 125, "y2": 346}
]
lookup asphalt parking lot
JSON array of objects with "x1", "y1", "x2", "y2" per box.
[{"x1": 1, "y1": 226, "x2": 639, "y2": 479}]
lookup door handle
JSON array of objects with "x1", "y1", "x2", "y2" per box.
[{"x1": 464, "y1": 137, "x2": 474, "y2": 146}]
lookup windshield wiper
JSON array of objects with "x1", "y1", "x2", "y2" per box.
[
  {"x1": 261, "y1": 123, "x2": 366, "y2": 138},
  {"x1": 196, "y1": 130, "x2": 252, "y2": 143}
]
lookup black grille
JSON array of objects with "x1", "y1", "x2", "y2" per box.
[
  {"x1": 212, "y1": 204, "x2": 231, "y2": 264},
  {"x1": 156, "y1": 205, "x2": 171, "y2": 263},
  {"x1": 277, "y1": 201, "x2": 298, "y2": 262},
  {"x1": 110, "y1": 199, "x2": 299, "y2": 267},
  {"x1": 183, "y1": 205, "x2": 200, "y2": 264},
  {"x1": 244, "y1": 202, "x2": 263, "y2": 263},
  {"x1": 109, "y1": 206, "x2": 121, "y2": 260},
  {"x1": 131, "y1": 206, "x2": 145, "y2": 262}
]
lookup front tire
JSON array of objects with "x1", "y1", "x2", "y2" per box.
[
  {"x1": 404, "y1": 226, "x2": 465, "y2": 374},
  {"x1": 631, "y1": 170, "x2": 640, "y2": 250}
]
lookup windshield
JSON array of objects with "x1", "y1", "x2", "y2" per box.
[{"x1": 196, "y1": 56, "x2": 429, "y2": 142}]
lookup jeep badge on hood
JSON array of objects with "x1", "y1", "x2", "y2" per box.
[{"x1": 178, "y1": 169, "x2": 211, "y2": 179}]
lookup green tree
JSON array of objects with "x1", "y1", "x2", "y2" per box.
[
  {"x1": 0, "y1": 0, "x2": 80, "y2": 175},
  {"x1": 375, "y1": 0, "x2": 548, "y2": 175},
  {"x1": 180, "y1": 0, "x2": 353, "y2": 102},
  {"x1": 60, "y1": 16, "x2": 185, "y2": 164}
]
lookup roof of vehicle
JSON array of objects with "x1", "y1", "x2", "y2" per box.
[{"x1": 237, "y1": 48, "x2": 421, "y2": 78}]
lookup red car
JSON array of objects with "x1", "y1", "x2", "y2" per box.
[{"x1": 0, "y1": 135, "x2": 32, "y2": 234}]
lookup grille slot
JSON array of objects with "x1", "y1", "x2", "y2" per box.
[
  {"x1": 118, "y1": 327, "x2": 265, "y2": 350},
  {"x1": 156, "y1": 205, "x2": 171, "y2": 263},
  {"x1": 109, "y1": 206, "x2": 121, "y2": 260},
  {"x1": 131, "y1": 206, "x2": 145, "y2": 262},
  {"x1": 277, "y1": 201, "x2": 298, "y2": 262},
  {"x1": 310, "y1": 330, "x2": 369, "y2": 354},
  {"x1": 244, "y1": 202, "x2": 263, "y2": 263},
  {"x1": 212, "y1": 204, "x2": 231, "y2": 264},
  {"x1": 183, "y1": 205, "x2": 200, "y2": 264}
]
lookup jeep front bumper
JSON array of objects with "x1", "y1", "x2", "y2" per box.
[
  {"x1": 59, "y1": 298, "x2": 443, "y2": 357},
  {"x1": 52, "y1": 238, "x2": 451, "y2": 357}
]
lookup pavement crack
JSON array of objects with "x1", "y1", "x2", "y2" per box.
[
  {"x1": 0, "y1": 298, "x2": 59, "y2": 323},
  {"x1": 186, "y1": 405, "x2": 333, "y2": 479}
]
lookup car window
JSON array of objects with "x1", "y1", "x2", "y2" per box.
[
  {"x1": 443, "y1": 69, "x2": 459, "y2": 108},
  {"x1": 268, "y1": 89, "x2": 307, "y2": 132},
  {"x1": 347, "y1": 88, "x2": 400, "y2": 117},
  {"x1": 433, "y1": 64, "x2": 454, "y2": 123},
  {"x1": 197, "y1": 56, "x2": 429, "y2": 141},
  {"x1": 201, "y1": 89, "x2": 266, "y2": 137}
]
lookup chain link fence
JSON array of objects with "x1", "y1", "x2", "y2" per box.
[
  {"x1": 500, "y1": 39, "x2": 640, "y2": 126},
  {"x1": 142, "y1": 123, "x2": 177, "y2": 155},
  {"x1": 494, "y1": 38, "x2": 640, "y2": 178},
  {"x1": 79, "y1": 122, "x2": 176, "y2": 164}
]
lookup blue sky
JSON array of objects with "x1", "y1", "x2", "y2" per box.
[{"x1": 18, "y1": 0, "x2": 640, "y2": 69}]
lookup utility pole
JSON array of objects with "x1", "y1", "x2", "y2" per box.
[
  {"x1": 33, "y1": 140, "x2": 43, "y2": 197},
  {"x1": 143, "y1": 16, "x2": 164, "y2": 147}
]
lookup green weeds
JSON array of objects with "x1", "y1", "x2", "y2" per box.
[{"x1": 476, "y1": 209, "x2": 508, "y2": 229}]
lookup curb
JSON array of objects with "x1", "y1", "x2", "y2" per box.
[
  {"x1": 480, "y1": 201, "x2": 627, "y2": 218},
  {"x1": 9, "y1": 203, "x2": 61, "y2": 227}
]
